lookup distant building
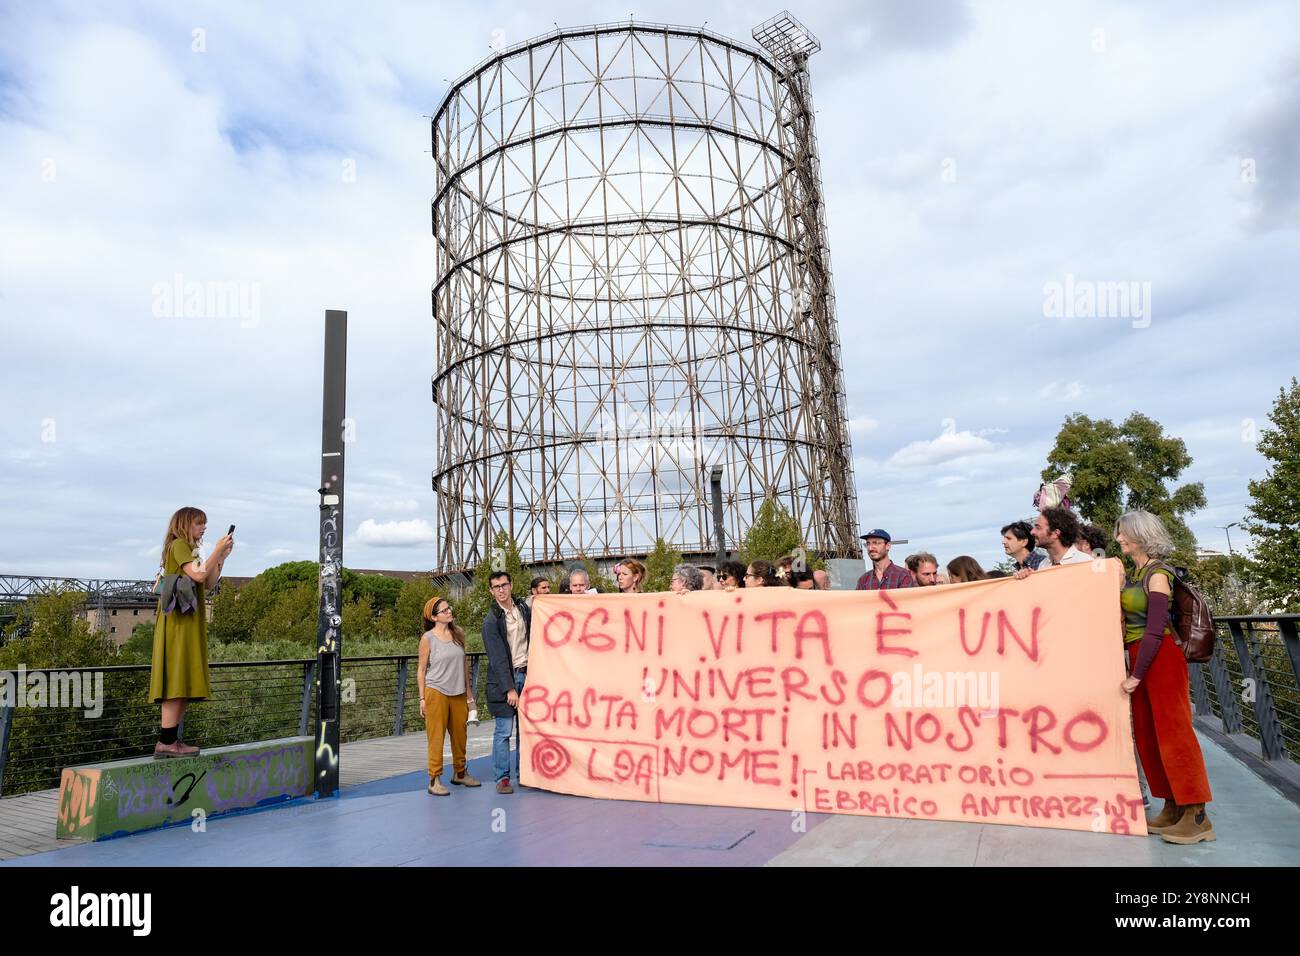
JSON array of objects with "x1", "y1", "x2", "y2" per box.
[{"x1": 82, "y1": 601, "x2": 162, "y2": 647}]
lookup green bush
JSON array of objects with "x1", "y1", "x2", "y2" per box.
[{"x1": 644, "y1": 538, "x2": 684, "y2": 592}]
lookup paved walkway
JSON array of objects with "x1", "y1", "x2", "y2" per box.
[
  {"x1": 766, "y1": 731, "x2": 1300, "y2": 866},
  {"x1": 3, "y1": 728, "x2": 1298, "y2": 867},
  {"x1": 0, "y1": 723, "x2": 493, "y2": 862}
]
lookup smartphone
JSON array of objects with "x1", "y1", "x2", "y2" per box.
[{"x1": 228, "y1": 524, "x2": 236, "y2": 536}]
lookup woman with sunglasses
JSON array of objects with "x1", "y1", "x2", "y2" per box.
[
  {"x1": 717, "y1": 561, "x2": 747, "y2": 591},
  {"x1": 417, "y1": 597, "x2": 480, "y2": 796}
]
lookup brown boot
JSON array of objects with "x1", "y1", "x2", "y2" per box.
[
  {"x1": 1145, "y1": 799, "x2": 1180, "y2": 835},
  {"x1": 427, "y1": 776, "x2": 450, "y2": 796},
  {"x1": 450, "y1": 770, "x2": 481, "y2": 788},
  {"x1": 1160, "y1": 804, "x2": 1215, "y2": 844}
]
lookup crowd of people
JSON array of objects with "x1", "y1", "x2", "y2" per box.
[
  {"x1": 147, "y1": 502, "x2": 1213, "y2": 848},
  {"x1": 503, "y1": 507, "x2": 1117, "y2": 598},
  {"x1": 413, "y1": 503, "x2": 1213, "y2": 847}
]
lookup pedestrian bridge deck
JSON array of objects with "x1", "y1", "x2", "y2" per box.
[{"x1": 2, "y1": 727, "x2": 1297, "y2": 867}]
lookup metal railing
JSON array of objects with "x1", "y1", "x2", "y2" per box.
[
  {"x1": 4, "y1": 615, "x2": 1298, "y2": 798},
  {"x1": 0, "y1": 653, "x2": 487, "y2": 797},
  {"x1": 1191, "y1": 615, "x2": 1300, "y2": 765}
]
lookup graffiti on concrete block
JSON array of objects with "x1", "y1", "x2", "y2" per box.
[
  {"x1": 206, "y1": 745, "x2": 310, "y2": 812},
  {"x1": 116, "y1": 768, "x2": 199, "y2": 820},
  {"x1": 58, "y1": 768, "x2": 100, "y2": 835}
]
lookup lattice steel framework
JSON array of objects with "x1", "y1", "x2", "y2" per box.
[{"x1": 431, "y1": 18, "x2": 859, "y2": 572}]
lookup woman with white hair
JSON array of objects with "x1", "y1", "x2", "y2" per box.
[
  {"x1": 670, "y1": 564, "x2": 705, "y2": 593},
  {"x1": 1115, "y1": 510, "x2": 1213, "y2": 845}
]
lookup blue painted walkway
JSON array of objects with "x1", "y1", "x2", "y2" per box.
[
  {"x1": 6, "y1": 730, "x2": 1299, "y2": 866},
  {"x1": 4, "y1": 752, "x2": 828, "y2": 867}
]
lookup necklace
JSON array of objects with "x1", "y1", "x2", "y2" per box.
[{"x1": 1126, "y1": 555, "x2": 1151, "y2": 584}]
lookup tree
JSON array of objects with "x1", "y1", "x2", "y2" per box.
[
  {"x1": 1244, "y1": 377, "x2": 1300, "y2": 612},
  {"x1": 1189, "y1": 554, "x2": 1265, "y2": 617},
  {"x1": 0, "y1": 589, "x2": 115, "y2": 669},
  {"x1": 1043, "y1": 412, "x2": 1206, "y2": 553},
  {"x1": 644, "y1": 538, "x2": 684, "y2": 592},
  {"x1": 119, "y1": 621, "x2": 156, "y2": 663},
  {"x1": 209, "y1": 577, "x2": 276, "y2": 644},
  {"x1": 738, "y1": 498, "x2": 805, "y2": 566},
  {"x1": 385, "y1": 577, "x2": 443, "y2": 643},
  {"x1": 342, "y1": 570, "x2": 404, "y2": 612},
  {"x1": 251, "y1": 582, "x2": 318, "y2": 646},
  {"x1": 256, "y1": 561, "x2": 319, "y2": 594},
  {"x1": 456, "y1": 532, "x2": 528, "y2": 654},
  {"x1": 340, "y1": 594, "x2": 379, "y2": 641}
]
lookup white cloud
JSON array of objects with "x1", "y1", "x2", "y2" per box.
[
  {"x1": 848, "y1": 416, "x2": 880, "y2": 437},
  {"x1": 0, "y1": 1, "x2": 1293, "y2": 577},
  {"x1": 886, "y1": 429, "x2": 999, "y2": 468},
  {"x1": 1036, "y1": 381, "x2": 1084, "y2": 401},
  {"x1": 355, "y1": 518, "x2": 436, "y2": 547}
]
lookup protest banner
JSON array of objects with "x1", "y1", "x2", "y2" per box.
[{"x1": 520, "y1": 560, "x2": 1146, "y2": 835}]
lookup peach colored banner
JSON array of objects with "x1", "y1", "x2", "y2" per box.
[{"x1": 521, "y1": 560, "x2": 1146, "y2": 835}]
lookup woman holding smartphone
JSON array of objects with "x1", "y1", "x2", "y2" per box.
[
  {"x1": 150, "y1": 507, "x2": 232, "y2": 758},
  {"x1": 418, "y1": 597, "x2": 480, "y2": 795}
]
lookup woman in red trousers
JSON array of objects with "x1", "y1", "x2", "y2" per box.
[{"x1": 1116, "y1": 510, "x2": 1214, "y2": 844}]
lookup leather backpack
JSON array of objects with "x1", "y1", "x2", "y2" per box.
[{"x1": 1147, "y1": 562, "x2": 1216, "y2": 663}]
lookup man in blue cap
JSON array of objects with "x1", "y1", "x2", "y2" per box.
[{"x1": 856, "y1": 529, "x2": 915, "y2": 590}]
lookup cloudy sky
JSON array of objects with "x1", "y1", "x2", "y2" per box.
[{"x1": 2, "y1": 0, "x2": 1296, "y2": 580}]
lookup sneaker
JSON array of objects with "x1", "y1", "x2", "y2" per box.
[
  {"x1": 496, "y1": 778, "x2": 514, "y2": 795},
  {"x1": 428, "y1": 776, "x2": 450, "y2": 796},
  {"x1": 450, "y1": 771, "x2": 481, "y2": 788},
  {"x1": 1160, "y1": 804, "x2": 1215, "y2": 845}
]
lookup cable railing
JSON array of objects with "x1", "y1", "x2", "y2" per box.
[
  {"x1": 1190, "y1": 616, "x2": 1300, "y2": 764},
  {"x1": 4, "y1": 617, "x2": 1299, "y2": 798},
  {"x1": 0, "y1": 654, "x2": 488, "y2": 797}
]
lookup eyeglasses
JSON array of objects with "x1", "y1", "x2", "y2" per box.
[
  {"x1": 435, "y1": 606, "x2": 452, "y2": 615},
  {"x1": 745, "y1": 572, "x2": 759, "y2": 579},
  {"x1": 490, "y1": 583, "x2": 511, "y2": 591}
]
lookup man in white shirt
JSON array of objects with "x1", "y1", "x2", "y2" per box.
[{"x1": 1013, "y1": 506, "x2": 1093, "y2": 578}]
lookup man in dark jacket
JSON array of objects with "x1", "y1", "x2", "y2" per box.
[{"x1": 483, "y1": 570, "x2": 531, "y2": 793}]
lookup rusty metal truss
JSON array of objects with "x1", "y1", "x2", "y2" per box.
[{"x1": 431, "y1": 17, "x2": 859, "y2": 573}]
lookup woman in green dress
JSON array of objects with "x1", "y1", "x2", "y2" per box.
[{"x1": 150, "y1": 506, "x2": 233, "y2": 758}]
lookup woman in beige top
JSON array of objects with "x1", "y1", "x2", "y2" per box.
[{"x1": 417, "y1": 598, "x2": 480, "y2": 795}]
